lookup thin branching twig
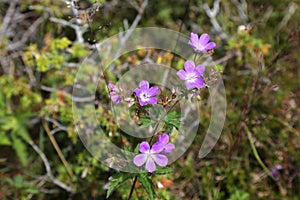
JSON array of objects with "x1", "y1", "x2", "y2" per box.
[
  {"x1": 28, "y1": 140, "x2": 75, "y2": 193},
  {"x1": 203, "y1": 0, "x2": 228, "y2": 40}
]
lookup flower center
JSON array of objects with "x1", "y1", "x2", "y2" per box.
[
  {"x1": 140, "y1": 92, "x2": 149, "y2": 101},
  {"x1": 186, "y1": 72, "x2": 197, "y2": 82},
  {"x1": 196, "y1": 43, "x2": 204, "y2": 51},
  {"x1": 145, "y1": 150, "x2": 153, "y2": 159}
]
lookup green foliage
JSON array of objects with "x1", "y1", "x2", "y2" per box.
[
  {"x1": 0, "y1": 112, "x2": 32, "y2": 166},
  {"x1": 26, "y1": 37, "x2": 72, "y2": 72},
  {"x1": 164, "y1": 110, "x2": 183, "y2": 133},
  {"x1": 153, "y1": 167, "x2": 173, "y2": 175},
  {"x1": 3, "y1": 175, "x2": 39, "y2": 196},
  {"x1": 228, "y1": 189, "x2": 249, "y2": 200},
  {"x1": 139, "y1": 117, "x2": 155, "y2": 128},
  {"x1": 0, "y1": 76, "x2": 40, "y2": 166},
  {"x1": 214, "y1": 64, "x2": 225, "y2": 73},
  {"x1": 106, "y1": 172, "x2": 135, "y2": 198},
  {"x1": 71, "y1": 43, "x2": 89, "y2": 58},
  {"x1": 1, "y1": 0, "x2": 300, "y2": 199},
  {"x1": 138, "y1": 173, "x2": 156, "y2": 200}
]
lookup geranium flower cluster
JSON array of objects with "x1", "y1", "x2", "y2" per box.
[
  {"x1": 108, "y1": 32, "x2": 215, "y2": 172},
  {"x1": 133, "y1": 134, "x2": 175, "y2": 173},
  {"x1": 134, "y1": 80, "x2": 158, "y2": 106},
  {"x1": 177, "y1": 60, "x2": 205, "y2": 90},
  {"x1": 108, "y1": 82, "x2": 122, "y2": 105}
]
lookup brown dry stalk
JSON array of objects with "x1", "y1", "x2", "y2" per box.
[{"x1": 42, "y1": 120, "x2": 73, "y2": 177}]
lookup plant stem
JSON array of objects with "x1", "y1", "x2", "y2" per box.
[
  {"x1": 127, "y1": 176, "x2": 138, "y2": 200},
  {"x1": 243, "y1": 123, "x2": 276, "y2": 181},
  {"x1": 127, "y1": 96, "x2": 182, "y2": 200}
]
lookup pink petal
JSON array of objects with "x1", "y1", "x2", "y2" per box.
[
  {"x1": 204, "y1": 42, "x2": 216, "y2": 51},
  {"x1": 152, "y1": 154, "x2": 168, "y2": 167},
  {"x1": 139, "y1": 80, "x2": 149, "y2": 90},
  {"x1": 189, "y1": 32, "x2": 199, "y2": 45},
  {"x1": 195, "y1": 78, "x2": 204, "y2": 88},
  {"x1": 184, "y1": 60, "x2": 195, "y2": 72},
  {"x1": 115, "y1": 98, "x2": 121, "y2": 105},
  {"x1": 108, "y1": 82, "x2": 115, "y2": 90},
  {"x1": 139, "y1": 142, "x2": 150, "y2": 153},
  {"x1": 196, "y1": 64, "x2": 205, "y2": 75},
  {"x1": 151, "y1": 142, "x2": 164, "y2": 153},
  {"x1": 158, "y1": 134, "x2": 169, "y2": 144},
  {"x1": 199, "y1": 33, "x2": 210, "y2": 45},
  {"x1": 138, "y1": 99, "x2": 148, "y2": 106},
  {"x1": 146, "y1": 97, "x2": 157, "y2": 105},
  {"x1": 134, "y1": 88, "x2": 143, "y2": 97},
  {"x1": 185, "y1": 78, "x2": 204, "y2": 89},
  {"x1": 188, "y1": 41, "x2": 198, "y2": 51},
  {"x1": 177, "y1": 70, "x2": 187, "y2": 80},
  {"x1": 148, "y1": 86, "x2": 158, "y2": 96},
  {"x1": 133, "y1": 154, "x2": 147, "y2": 167},
  {"x1": 162, "y1": 143, "x2": 175, "y2": 154},
  {"x1": 110, "y1": 93, "x2": 120, "y2": 102},
  {"x1": 145, "y1": 157, "x2": 156, "y2": 173},
  {"x1": 185, "y1": 81, "x2": 196, "y2": 90}
]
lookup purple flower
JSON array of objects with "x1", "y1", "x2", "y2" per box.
[
  {"x1": 108, "y1": 82, "x2": 121, "y2": 105},
  {"x1": 134, "y1": 80, "x2": 158, "y2": 106},
  {"x1": 177, "y1": 60, "x2": 205, "y2": 90},
  {"x1": 133, "y1": 141, "x2": 168, "y2": 173},
  {"x1": 188, "y1": 32, "x2": 216, "y2": 52},
  {"x1": 157, "y1": 134, "x2": 175, "y2": 154}
]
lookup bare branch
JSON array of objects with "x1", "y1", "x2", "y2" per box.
[
  {"x1": 50, "y1": 17, "x2": 88, "y2": 44},
  {"x1": 113, "y1": 0, "x2": 148, "y2": 59},
  {"x1": 210, "y1": 53, "x2": 234, "y2": 66},
  {"x1": 277, "y1": 2, "x2": 298, "y2": 31},
  {"x1": 0, "y1": 0, "x2": 18, "y2": 74},
  {"x1": 41, "y1": 85, "x2": 95, "y2": 102},
  {"x1": 231, "y1": 0, "x2": 248, "y2": 22},
  {"x1": 0, "y1": 0, "x2": 18, "y2": 42},
  {"x1": 7, "y1": 17, "x2": 43, "y2": 51},
  {"x1": 44, "y1": 117, "x2": 69, "y2": 134},
  {"x1": 203, "y1": 0, "x2": 228, "y2": 40},
  {"x1": 28, "y1": 141, "x2": 75, "y2": 193}
]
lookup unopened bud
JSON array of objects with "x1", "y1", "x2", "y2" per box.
[{"x1": 196, "y1": 95, "x2": 201, "y2": 101}]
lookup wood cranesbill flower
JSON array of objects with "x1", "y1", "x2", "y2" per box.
[
  {"x1": 177, "y1": 60, "x2": 205, "y2": 90},
  {"x1": 157, "y1": 134, "x2": 175, "y2": 154},
  {"x1": 108, "y1": 82, "x2": 121, "y2": 105},
  {"x1": 134, "y1": 80, "x2": 158, "y2": 106},
  {"x1": 133, "y1": 141, "x2": 168, "y2": 173},
  {"x1": 188, "y1": 32, "x2": 216, "y2": 52}
]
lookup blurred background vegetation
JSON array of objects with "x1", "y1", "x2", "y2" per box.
[{"x1": 0, "y1": 0, "x2": 299, "y2": 199}]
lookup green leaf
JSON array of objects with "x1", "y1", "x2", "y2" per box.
[
  {"x1": 71, "y1": 43, "x2": 88, "y2": 58},
  {"x1": 153, "y1": 167, "x2": 173, "y2": 175},
  {"x1": 1, "y1": 116, "x2": 17, "y2": 131},
  {"x1": 0, "y1": 133, "x2": 11, "y2": 145},
  {"x1": 25, "y1": 188, "x2": 39, "y2": 194},
  {"x1": 164, "y1": 110, "x2": 182, "y2": 130},
  {"x1": 106, "y1": 172, "x2": 134, "y2": 198},
  {"x1": 139, "y1": 117, "x2": 155, "y2": 128},
  {"x1": 51, "y1": 37, "x2": 71, "y2": 50},
  {"x1": 36, "y1": 54, "x2": 51, "y2": 72},
  {"x1": 165, "y1": 110, "x2": 181, "y2": 120},
  {"x1": 138, "y1": 173, "x2": 155, "y2": 200},
  {"x1": 214, "y1": 64, "x2": 224, "y2": 73},
  {"x1": 16, "y1": 125, "x2": 31, "y2": 142},
  {"x1": 11, "y1": 135, "x2": 28, "y2": 166}
]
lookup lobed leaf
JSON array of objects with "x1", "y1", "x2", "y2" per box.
[
  {"x1": 106, "y1": 172, "x2": 135, "y2": 198},
  {"x1": 138, "y1": 173, "x2": 156, "y2": 200}
]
